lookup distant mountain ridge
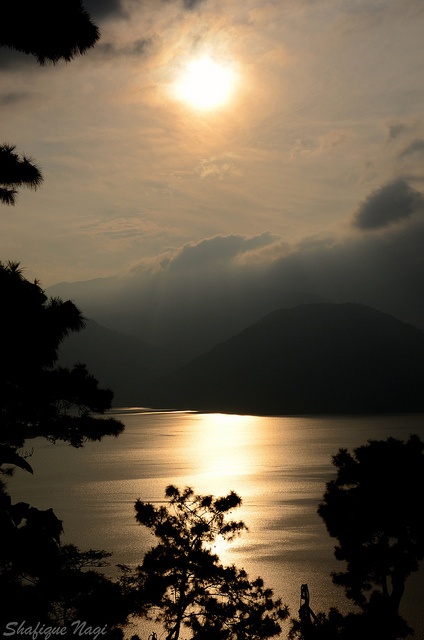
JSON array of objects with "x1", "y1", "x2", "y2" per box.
[
  {"x1": 47, "y1": 227, "x2": 424, "y2": 410},
  {"x1": 48, "y1": 284, "x2": 326, "y2": 372},
  {"x1": 53, "y1": 289, "x2": 328, "y2": 404},
  {"x1": 139, "y1": 302, "x2": 424, "y2": 415}
]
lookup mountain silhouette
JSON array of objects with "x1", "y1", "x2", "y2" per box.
[
  {"x1": 139, "y1": 303, "x2": 424, "y2": 415},
  {"x1": 58, "y1": 319, "x2": 162, "y2": 406},
  {"x1": 53, "y1": 288, "x2": 327, "y2": 399}
]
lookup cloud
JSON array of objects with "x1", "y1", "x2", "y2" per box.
[
  {"x1": 127, "y1": 232, "x2": 279, "y2": 278},
  {"x1": 80, "y1": 216, "x2": 152, "y2": 240},
  {"x1": 180, "y1": 0, "x2": 208, "y2": 8},
  {"x1": 290, "y1": 130, "x2": 353, "y2": 160},
  {"x1": 196, "y1": 154, "x2": 243, "y2": 180},
  {"x1": 0, "y1": 0, "x2": 203, "y2": 70},
  {"x1": 85, "y1": 0, "x2": 207, "y2": 23},
  {"x1": 166, "y1": 232, "x2": 278, "y2": 271},
  {"x1": 84, "y1": 0, "x2": 128, "y2": 21},
  {"x1": 398, "y1": 139, "x2": 424, "y2": 159},
  {"x1": 0, "y1": 47, "x2": 38, "y2": 69},
  {"x1": 386, "y1": 122, "x2": 409, "y2": 141},
  {"x1": 0, "y1": 91, "x2": 32, "y2": 106},
  {"x1": 48, "y1": 215, "x2": 424, "y2": 372},
  {"x1": 353, "y1": 178, "x2": 424, "y2": 230},
  {"x1": 95, "y1": 38, "x2": 152, "y2": 59}
]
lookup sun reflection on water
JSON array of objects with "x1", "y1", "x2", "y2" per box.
[
  {"x1": 8, "y1": 412, "x2": 424, "y2": 635},
  {"x1": 184, "y1": 413, "x2": 260, "y2": 478}
]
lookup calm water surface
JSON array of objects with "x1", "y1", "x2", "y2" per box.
[{"x1": 9, "y1": 411, "x2": 424, "y2": 638}]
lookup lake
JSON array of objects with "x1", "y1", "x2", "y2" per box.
[{"x1": 8, "y1": 411, "x2": 424, "y2": 639}]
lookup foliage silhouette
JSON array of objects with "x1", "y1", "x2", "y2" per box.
[
  {"x1": 0, "y1": 144, "x2": 43, "y2": 205},
  {"x1": 0, "y1": 490, "x2": 131, "y2": 633},
  {"x1": 0, "y1": 261, "x2": 128, "y2": 634},
  {"x1": 288, "y1": 435, "x2": 424, "y2": 640},
  {"x1": 0, "y1": 3, "x2": 126, "y2": 630},
  {"x1": 0, "y1": 0, "x2": 99, "y2": 65},
  {"x1": 289, "y1": 435, "x2": 424, "y2": 640},
  {"x1": 0, "y1": 261, "x2": 124, "y2": 457},
  {"x1": 287, "y1": 604, "x2": 405, "y2": 640},
  {"x1": 0, "y1": 456, "x2": 132, "y2": 635},
  {"x1": 0, "y1": 1, "x2": 99, "y2": 205},
  {"x1": 121, "y1": 485, "x2": 289, "y2": 640}
]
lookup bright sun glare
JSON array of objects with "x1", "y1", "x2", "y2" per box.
[{"x1": 173, "y1": 56, "x2": 237, "y2": 111}]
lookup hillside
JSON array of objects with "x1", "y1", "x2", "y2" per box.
[
  {"x1": 57, "y1": 319, "x2": 161, "y2": 407},
  {"x1": 140, "y1": 302, "x2": 424, "y2": 415},
  {"x1": 47, "y1": 278, "x2": 327, "y2": 374}
]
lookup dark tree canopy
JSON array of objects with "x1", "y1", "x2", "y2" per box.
[
  {"x1": 122, "y1": 485, "x2": 289, "y2": 640},
  {"x1": 0, "y1": 2, "x2": 99, "y2": 205},
  {"x1": 0, "y1": 261, "x2": 124, "y2": 460},
  {"x1": 317, "y1": 435, "x2": 424, "y2": 640},
  {"x1": 0, "y1": 262, "x2": 128, "y2": 635},
  {"x1": 0, "y1": 492, "x2": 131, "y2": 633},
  {"x1": 0, "y1": 5, "x2": 125, "y2": 627},
  {"x1": 0, "y1": 0, "x2": 100, "y2": 65},
  {"x1": 0, "y1": 144, "x2": 43, "y2": 205}
]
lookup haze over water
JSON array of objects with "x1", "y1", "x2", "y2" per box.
[{"x1": 9, "y1": 411, "x2": 424, "y2": 638}]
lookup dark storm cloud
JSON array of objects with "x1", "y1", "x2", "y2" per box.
[
  {"x1": 398, "y1": 139, "x2": 424, "y2": 159},
  {"x1": 353, "y1": 178, "x2": 424, "y2": 230}
]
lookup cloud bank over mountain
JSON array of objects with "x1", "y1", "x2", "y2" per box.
[{"x1": 49, "y1": 180, "x2": 424, "y2": 376}]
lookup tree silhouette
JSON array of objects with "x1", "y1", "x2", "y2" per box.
[
  {"x1": 0, "y1": 4, "x2": 126, "y2": 629},
  {"x1": 0, "y1": 261, "x2": 123, "y2": 457},
  {"x1": 0, "y1": 0, "x2": 99, "y2": 65},
  {"x1": 0, "y1": 1, "x2": 99, "y2": 205},
  {"x1": 122, "y1": 485, "x2": 289, "y2": 640},
  {"x1": 0, "y1": 491, "x2": 131, "y2": 633},
  {"x1": 316, "y1": 435, "x2": 424, "y2": 640},
  {"x1": 0, "y1": 144, "x2": 43, "y2": 205},
  {"x1": 0, "y1": 261, "x2": 128, "y2": 633}
]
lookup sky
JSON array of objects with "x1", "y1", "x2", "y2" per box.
[{"x1": 2, "y1": 0, "x2": 424, "y2": 318}]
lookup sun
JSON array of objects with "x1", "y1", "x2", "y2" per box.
[{"x1": 173, "y1": 56, "x2": 237, "y2": 111}]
